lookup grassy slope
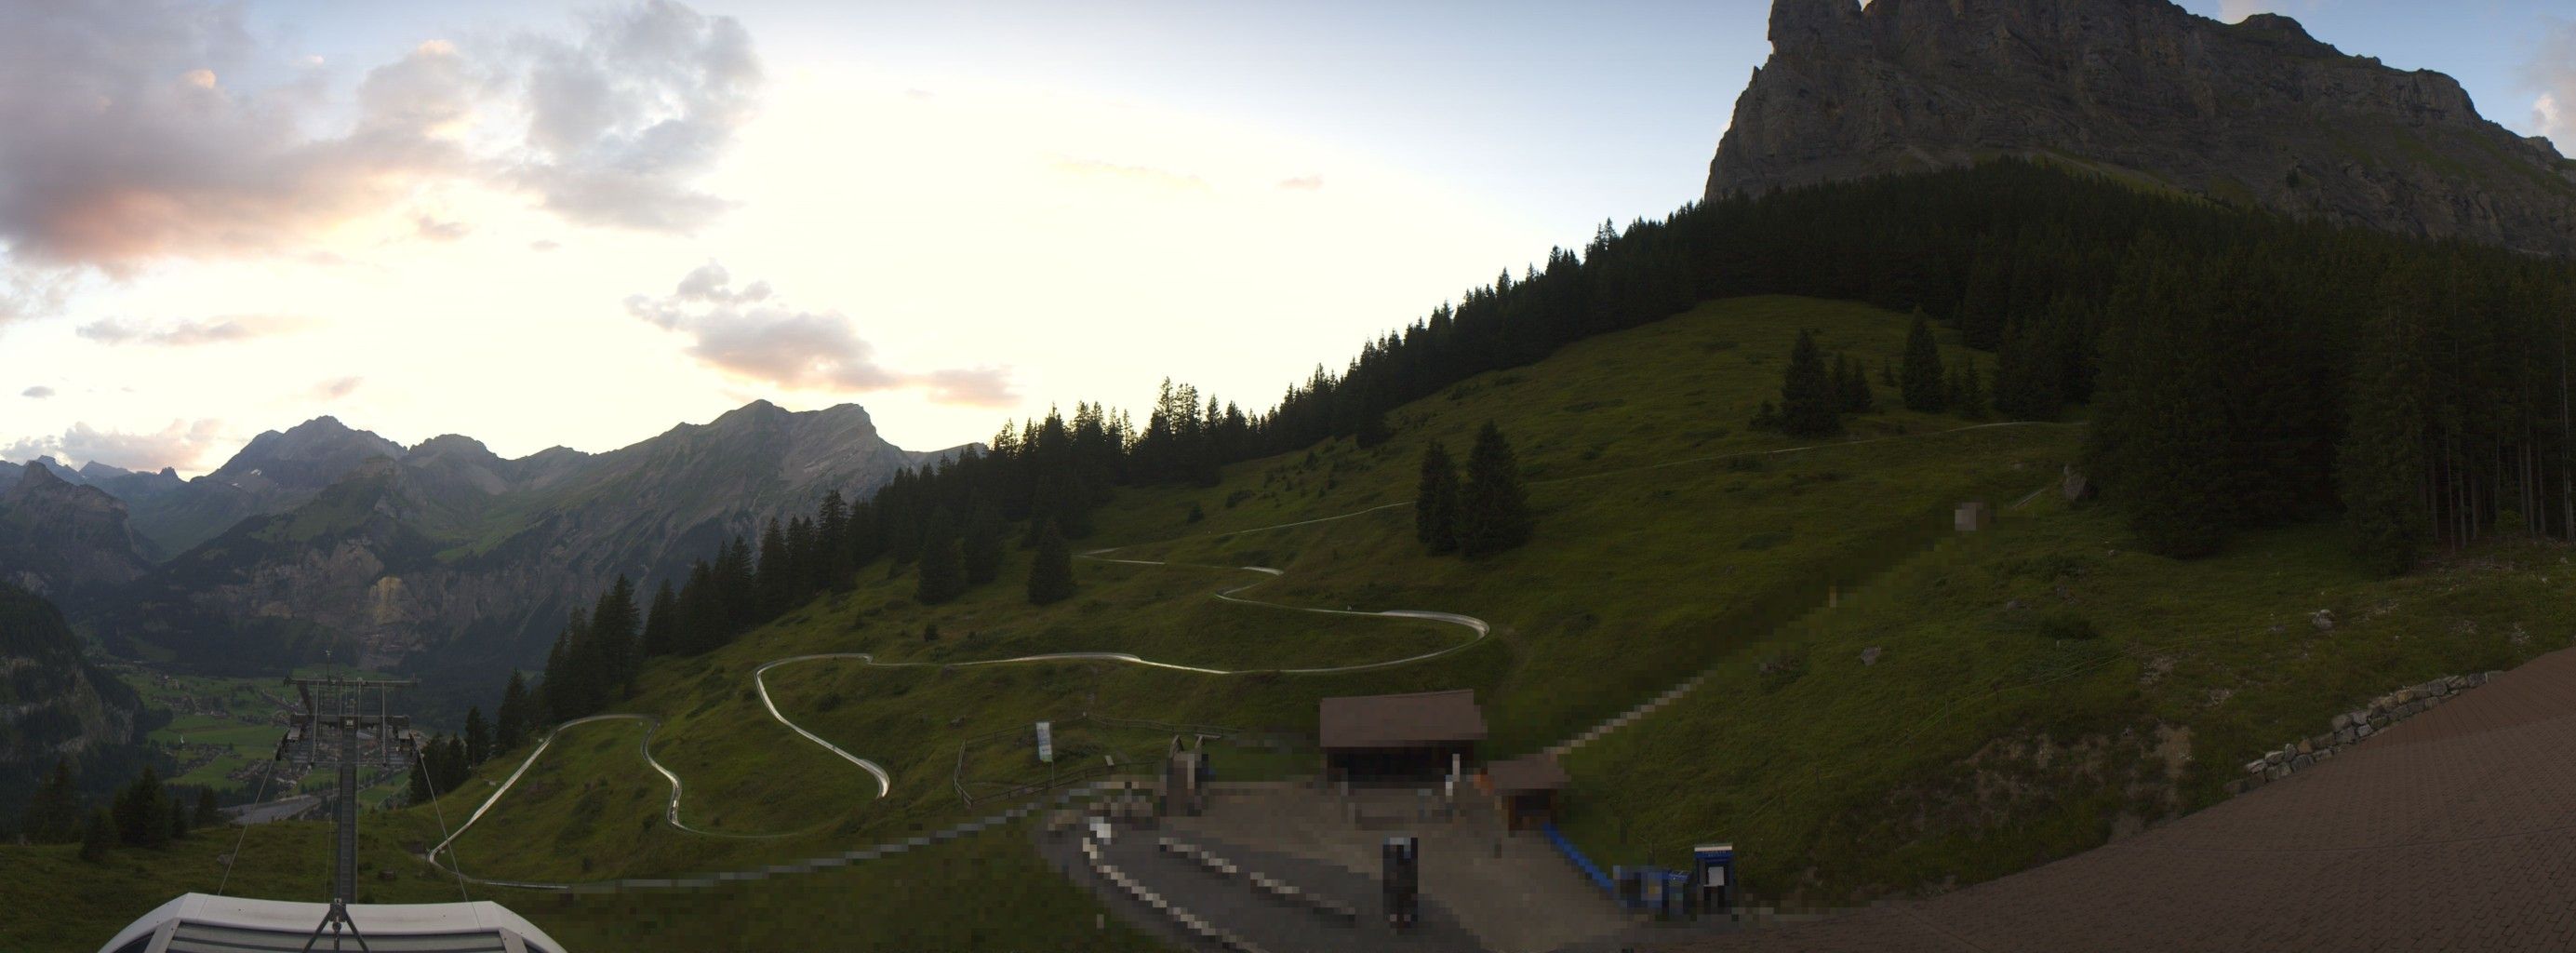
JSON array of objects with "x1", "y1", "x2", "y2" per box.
[
  {"x1": 23, "y1": 292, "x2": 2549, "y2": 945},
  {"x1": 1558, "y1": 498, "x2": 2576, "y2": 906}
]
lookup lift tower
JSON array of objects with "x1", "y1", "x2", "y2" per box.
[{"x1": 274, "y1": 675, "x2": 420, "y2": 951}]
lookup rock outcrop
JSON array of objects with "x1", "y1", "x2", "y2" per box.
[
  {"x1": 1710, "y1": 0, "x2": 2576, "y2": 256},
  {"x1": 0, "y1": 463, "x2": 157, "y2": 596}
]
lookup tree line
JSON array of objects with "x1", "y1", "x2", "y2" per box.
[{"x1": 18, "y1": 758, "x2": 221, "y2": 862}]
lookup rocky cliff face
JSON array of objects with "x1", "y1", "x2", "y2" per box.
[
  {"x1": 0, "y1": 584, "x2": 149, "y2": 810},
  {"x1": 0, "y1": 463, "x2": 157, "y2": 597},
  {"x1": 1710, "y1": 0, "x2": 2576, "y2": 256}
]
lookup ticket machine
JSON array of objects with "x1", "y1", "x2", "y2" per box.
[{"x1": 1693, "y1": 842, "x2": 1737, "y2": 919}]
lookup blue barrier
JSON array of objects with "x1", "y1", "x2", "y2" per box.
[{"x1": 1541, "y1": 823, "x2": 1617, "y2": 896}]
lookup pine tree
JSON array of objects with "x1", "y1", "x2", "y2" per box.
[
  {"x1": 961, "y1": 506, "x2": 1005, "y2": 586},
  {"x1": 1878, "y1": 357, "x2": 1899, "y2": 388},
  {"x1": 1991, "y1": 316, "x2": 2062, "y2": 421},
  {"x1": 78, "y1": 808, "x2": 111, "y2": 862},
  {"x1": 2339, "y1": 309, "x2": 2430, "y2": 575},
  {"x1": 1779, "y1": 329, "x2": 1842, "y2": 436},
  {"x1": 495, "y1": 671, "x2": 529, "y2": 752},
  {"x1": 1835, "y1": 353, "x2": 1875, "y2": 413},
  {"x1": 20, "y1": 758, "x2": 79, "y2": 843},
  {"x1": 1458, "y1": 423, "x2": 1533, "y2": 557},
  {"x1": 407, "y1": 758, "x2": 433, "y2": 806},
  {"x1": 464, "y1": 706, "x2": 490, "y2": 766},
  {"x1": 1415, "y1": 441, "x2": 1462, "y2": 555},
  {"x1": 1901, "y1": 311, "x2": 1947, "y2": 412},
  {"x1": 113, "y1": 767, "x2": 168, "y2": 848},
  {"x1": 816, "y1": 490, "x2": 856, "y2": 591},
  {"x1": 641, "y1": 581, "x2": 679, "y2": 658},
  {"x1": 194, "y1": 787, "x2": 220, "y2": 828},
  {"x1": 915, "y1": 507, "x2": 965, "y2": 605},
  {"x1": 1027, "y1": 519, "x2": 1075, "y2": 605},
  {"x1": 592, "y1": 576, "x2": 640, "y2": 700},
  {"x1": 167, "y1": 798, "x2": 189, "y2": 841},
  {"x1": 1946, "y1": 360, "x2": 1989, "y2": 420},
  {"x1": 714, "y1": 535, "x2": 757, "y2": 634}
]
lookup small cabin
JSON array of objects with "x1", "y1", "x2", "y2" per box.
[
  {"x1": 1480, "y1": 754, "x2": 1571, "y2": 831},
  {"x1": 1318, "y1": 689, "x2": 1487, "y2": 783}
]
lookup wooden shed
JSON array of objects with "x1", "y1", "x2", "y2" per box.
[
  {"x1": 1480, "y1": 754, "x2": 1571, "y2": 831},
  {"x1": 1318, "y1": 689, "x2": 1487, "y2": 783}
]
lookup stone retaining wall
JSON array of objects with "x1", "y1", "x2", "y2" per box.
[{"x1": 2225, "y1": 671, "x2": 2501, "y2": 796}]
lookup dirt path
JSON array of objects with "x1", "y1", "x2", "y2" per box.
[{"x1": 1661, "y1": 645, "x2": 2576, "y2": 952}]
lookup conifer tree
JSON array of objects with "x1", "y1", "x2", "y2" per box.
[
  {"x1": 1027, "y1": 519, "x2": 1075, "y2": 605},
  {"x1": 1458, "y1": 423, "x2": 1533, "y2": 557},
  {"x1": 113, "y1": 767, "x2": 168, "y2": 848},
  {"x1": 194, "y1": 787, "x2": 220, "y2": 828},
  {"x1": 714, "y1": 536, "x2": 757, "y2": 634},
  {"x1": 817, "y1": 490, "x2": 856, "y2": 591},
  {"x1": 1901, "y1": 311, "x2": 1947, "y2": 412},
  {"x1": 20, "y1": 758, "x2": 78, "y2": 843},
  {"x1": 1835, "y1": 353, "x2": 1875, "y2": 413},
  {"x1": 1991, "y1": 316, "x2": 2062, "y2": 421},
  {"x1": 464, "y1": 706, "x2": 490, "y2": 766},
  {"x1": 495, "y1": 671, "x2": 529, "y2": 752},
  {"x1": 407, "y1": 758, "x2": 433, "y2": 805},
  {"x1": 2339, "y1": 309, "x2": 2430, "y2": 575},
  {"x1": 1779, "y1": 329, "x2": 1842, "y2": 436},
  {"x1": 962, "y1": 506, "x2": 1005, "y2": 586},
  {"x1": 1878, "y1": 357, "x2": 1899, "y2": 388},
  {"x1": 79, "y1": 808, "x2": 111, "y2": 862},
  {"x1": 167, "y1": 799, "x2": 189, "y2": 841},
  {"x1": 756, "y1": 519, "x2": 794, "y2": 616},
  {"x1": 641, "y1": 581, "x2": 679, "y2": 658},
  {"x1": 915, "y1": 508, "x2": 966, "y2": 605},
  {"x1": 592, "y1": 576, "x2": 640, "y2": 700},
  {"x1": 1946, "y1": 360, "x2": 1989, "y2": 420},
  {"x1": 1415, "y1": 441, "x2": 1462, "y2": 555}
]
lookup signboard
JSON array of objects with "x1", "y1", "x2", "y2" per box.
[{"x1": 1035, "y1": 720, "x2": 1055, "y2": 763}]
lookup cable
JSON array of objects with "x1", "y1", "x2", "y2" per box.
[
  {"x1": 419, "y1": 752, "x2": 474, "y2": 904},
  {"x1": 214, "y1": 758, "x2": 277, "y2": 896}
]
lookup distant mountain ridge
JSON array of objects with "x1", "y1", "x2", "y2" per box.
[
  {"x1": 1711, "y1": 0, "x2": 2576, "y2": 256},
  {"x1": 6, "y1": 401, "x2": 971, "y2": 705}
]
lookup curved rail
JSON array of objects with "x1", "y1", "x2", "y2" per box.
[{"x1": 428, "y1": 420, "x2": 2075, "y2": 881}]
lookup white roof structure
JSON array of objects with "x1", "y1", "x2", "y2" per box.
[{"x1": 97, "y1": 893, "x2": 566, "y2": 953}]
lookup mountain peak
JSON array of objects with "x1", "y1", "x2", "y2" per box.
[{"x1": 1710, "y1": 0, "x2": 2576, "y2": 255}]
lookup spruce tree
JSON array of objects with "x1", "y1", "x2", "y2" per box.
[
  {"x1": 962, "y1": 506, "x2": 1005, "y2": 586},
  {"x1": 194, "y1": 788, "x2": 220, "y2": 828},
  {"x1": 167, "y1": 799, "x2": 189, "y2": 841},
  {"x1": 1779, "y1": 329, "x2": 1841, "y2": 436},
  {"x1": 592, "y1": 577, "x2": 640, "y2": 699},
  {"x1": 756, "y1": 518, "x2": 794, "y2": 616},
  {"x1": 816, "y1": 490, "x2": 856, "y2": 591},
  {"x1": 1415, "y1": 441, "x2": 1462, "y2": 555},
  {"x1": 641, "y1": 582, "x2": 679, "y2": 658},
  {"x1": 1878, "y1": 357, "x2": 1899, "y2": 388},
  {"x1": 1946, "y1": 360, "x2": 1989, "y2": 420},
  {"x1": 408, "y1": 758, "x2": 433, "y2": 805},
  {"x1": 1991, "y1": 316, "x2": 2062, "y2": 421},
  {"x1": 1458, "y1": 423, "x2": 1533, "y2": 557},
  {"x1": 1835, "y1": 353, "x2": 1875, "y2": 413},
  {"x1": 2339, "y1": 310, "x2": 2429, "y2": 575},
  {"x1": 915, "y1": 508, "x2": 966, "y2": 605},
  {"x1": 20, "y1": 758, "x2": 78, "y2": 843},
  {"x1": 1901, "y1": 311, "x2": 1947, "y2": 412},
  {"x1": 78, "y1": 808, "x2": 111, "y2": 862},
  {"x1": 113, "y1": 767, "x2": 168, "y2": 848},
  {"x1": 496, "y1": 671, "x2": 529, "y2": 752},
  {"x1": 464, "y1": 706, "x2": 490, "y2": 766},
  {"x1": 1027, "y1": 519, "x2": 1075, "y2": 605}
]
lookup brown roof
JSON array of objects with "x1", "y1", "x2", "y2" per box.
[
  {"x1": 1484, "y1": 755, "x2": 1570, "y2": 794},
  {"x1": 1317, "y1": 690, "x2": 1487, "y2": 749}
]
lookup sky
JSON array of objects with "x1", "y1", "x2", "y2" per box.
[{"x1": 1, "y1": 0, "x2": 2571, "y2": 476}]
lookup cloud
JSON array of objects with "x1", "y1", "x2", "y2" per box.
[
  {"x1": 2529, "y1": 20, "x2": 2576, "y2": 143},
  {"x1": 0, "y1": 5, "x2": 477, "y2": 272},
  {"x1": 1053, "y1": 158, "x2": 1209, "y2": 192},
  {"x1": 415, "y1": 216, "x2": 471, "y2": 242},
  {"x1": 0, "y1": 0, "x2": 761, "y2": 293},
  {"x1": 20, "y1": 386, "x2": 53, "y2": 398},
  {"x1": 3, "y1": 418, "x2": 226, "y2": 471},
  {"x1": 1276, "y1": 175, "x2": 1325, "y2": 191},
  {"x1": 313, "y1": 376, "x2": 363, "y2": 399},
  {"x1": 507, "y1": 0, "x2": 764, "y2": 234},
  {"x1": 625, "y1": 263, "x2": 1016, "y2": 407},
  {"x1": 529, "y1": 239, "x2": 561, "y2": 251},
  {"x1": 76, "y1": 314, "x2": 305, "y2": 346}
]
